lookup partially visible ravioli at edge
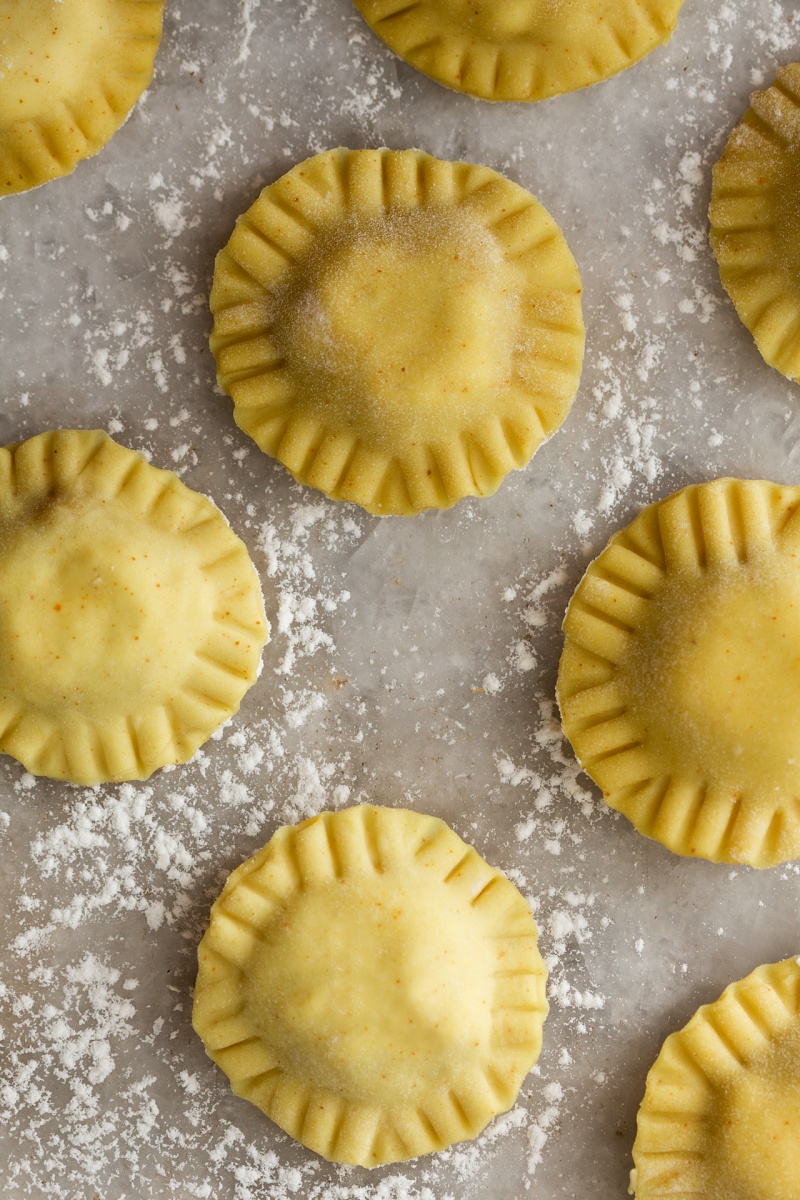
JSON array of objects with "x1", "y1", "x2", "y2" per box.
[
  {"x1": 631, "y1": 957, "x2": 800, "y2": 1200},
  {"x1": 353, "y1": 0, "x2": 686, "y2": 102},
  {"x1": 710, "y1": 62, "x2": 800, "y2": 384},
  {"x1": 0, "y1": 0, "x2": 165, "y2": 196},
  {"x1": 0, "y1": 429, "x2": 268, "y2": 784},
  {"x1": 558, "y1": 476, "x2": 800, "y2": 868}
]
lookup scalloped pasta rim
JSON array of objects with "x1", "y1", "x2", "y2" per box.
[
  {"x1": 0, "y1": 0, "x2": 165, "y2": 197},
  {"x1": 0, "y1": 429, "x2": 268, "y2": 784},
  {"x1": 631, "y1": 956, "x2": 800, "y2": 1198},
  {"x1": 209, "y1": 146, "x2": 584, "y2": 516},
  {"x1": 192, "y1": 804, "x2": 548, "y2": 1168},
  {"x1": 709, "y1": 62, "x2": 800, "y2": 384},
  {"x1": 352, "y1": 0, "x2": 685, "y2": 103},
  {"x1": 557, "y1": 477, "x2": 800, "y2": 869}
]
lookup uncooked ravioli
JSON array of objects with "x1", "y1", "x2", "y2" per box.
[
  {"x1": 710, "y1": 62, "x2": 800, "y2": 384},
  {"x1": 0, "y1": 0, "x2": 164, "y2": 196},
  {"x1": 210, "y1": 147, "x2": 584, "y2": 516},
  {"x1": 352, "y1": 0, "x2": 686, "y2": 102},
  {"x1": 0, "y1": 429, "x2": 267, "y2": 784},
  {"x1": 558, "y1": 477, "x2": 800, "y2": 868},
  {"x1": 192, "y1": 804, "x2": 548, "y2": 1167},
  {"x1": 632, "y1": 957, "x2": 800, "y2": 1200}
]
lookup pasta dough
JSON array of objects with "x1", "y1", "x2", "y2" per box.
[
  {"x1": 353, "y1": 0, "x2": 685, "y2": 102},
  {"x1": 710, "y1": 63, "x2": 800, "y2": 384},
  {"x1": 193, "y1": 804, "x2": 548, "y2": 1166},
  {"x1": 632, "y1": 957, "x2": 800, "y2": 1200},
  {"x1": 0, "y1": 0, "x2": 164, "y2": 196},
  {"x1": 210, "y1": 147, "x2": 584, "y2": 515},
  {"x1": 0, "y1": 429, "x2": 267, "y2": 784},
  {"x1": 558, "y1": 477, "x2": 800, "y2": 867}
]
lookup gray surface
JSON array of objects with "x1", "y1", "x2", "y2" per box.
[{"x1": 2, "y1": 0, "x2": 800, "y2": 1197}]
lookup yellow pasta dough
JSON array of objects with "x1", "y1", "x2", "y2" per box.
[
  {"x1": 0, "y1": 0, "x2": 165, "y2": 197},
  {"x1": 710, "y1": 63, "x2": 800, "y2": 384},
  {"x1": 558, "y1": 477, "x2": 800, "y2": 868},
  {"x1": 353, "y1": 0, "x2": 685, "y2": 103},
  {"x1": 192, "y1": 804, "x2": 548, "y2": 1167},
  {"x1": 0, "y1": 429, "x2": 267, "y2": 785},
  {"x1": 631, "y1": 957, "x2": 800, "y2": 1200},
  {"x1": 210, "y1": 147, "x2": 584, "y2": 516}
]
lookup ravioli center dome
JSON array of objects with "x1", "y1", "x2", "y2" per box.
[
  {"x1": 274, "y1": 207, "x2": 519, "y2": 441},
  {"x1": 0, "y1": 0, "x2": 105, "y2": 118},
  {"x1": 716, "y1": 1040, "x2": 800, "y2": 1200},
  {"x1": 0, "y1": 497, "x2": 213, "y2": 719},
  {"x1": 629, "y1": 562, "x2": 800, "y2": 794},
  {"x1": 454, "y1": 0, "x2": 545, "y2": 39},
  {"x1": 244, "y1": 873, "x2": 496, "y2": 1105}
]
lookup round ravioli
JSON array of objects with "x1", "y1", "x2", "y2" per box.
[
  {"x1": 352, "y1": 0, "x2": 685, "y2": 103},
  {"x1": 0, "y1": 429, "x2": 267, "y2": 785},
  {"x1": 0, "y1": 0, "x2": 165, "y2": 197},
  {"x1": 210, "y1": 147, "x2": 584, "y2": 516},
  {"x1": 193, "y1": 804, "x2": 548, "y2": 1167},
  {"x1": 632, "y1": 957, "x2": 800, "y2": 1200},
  {"x1": 710, "y1": 63, "x2": 800, "y2": 384},
  {"x1": 558, "y1": 477, "x2": 800, "y2": 868}
]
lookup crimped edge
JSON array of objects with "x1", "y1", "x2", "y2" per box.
[
  {"x1": 709, "y1": 62, "x2": 800, "y2": 384},
  {"x1": 0, "y1": 0, "x2": 165, "y2": 197},
  {"x1": 353, "y1": 0, "x2": 684, "y2": 102},
  {"x1": 630, "y1": 956, "x2": 800, "y2": 1197},
  {"x1": 0, "y1": 429, "x2": 268, "y2": 784},
  {"x1": 210, "y1": 146, "x2": 584, "y2": 516},
  {"x1": 192, "y1": 804, "x2": 548, "y2": 1168},
  {"x1": 557, "y1": 477, "x2": 800, "y2": 868}
]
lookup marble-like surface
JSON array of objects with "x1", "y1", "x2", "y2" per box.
[{"x1": 1, "y1": 1, "x2": 800, "y2": 1196}]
